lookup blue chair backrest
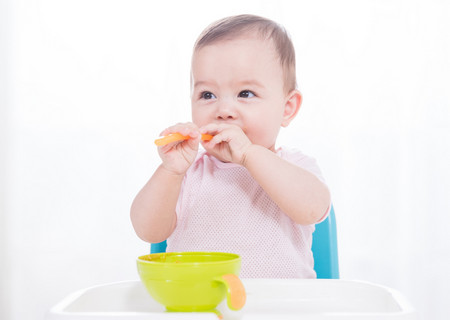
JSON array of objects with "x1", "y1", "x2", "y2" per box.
[
  {"x1": 151, "y1": 205, "x2": 339, "y2": 279},
  {"x1": 311, "y1": 205, "x2": 339, "y2": 279}
]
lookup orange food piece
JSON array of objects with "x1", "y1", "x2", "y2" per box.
[{"x1": 155, "y1": 133, "x2": 213, "y2": 146}]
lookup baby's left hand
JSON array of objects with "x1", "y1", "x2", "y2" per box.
[{"x1": 200, "y1": 123, "x2": 252, "y2": 164}]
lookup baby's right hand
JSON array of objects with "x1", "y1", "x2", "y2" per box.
[{"x1": 156, "y1": 123, "x2": 201, "y2": 175}]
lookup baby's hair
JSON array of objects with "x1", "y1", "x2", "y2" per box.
[{"x1": 194, "y1": 14, "x2": 297, "y2": 93}]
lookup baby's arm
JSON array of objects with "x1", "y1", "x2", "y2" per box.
[
  {"x1": 242, "y1": 145, "x2": 331, "y2": 225},
  {"x1": 201, "y1": 123, "x2": 330, "y2": 225},
  {"x1": 130, "y1": 165, "x2": 183, "y2": 243},
  {"x1": 130, "y1": 123, "x2": 201, "y2": 243}
]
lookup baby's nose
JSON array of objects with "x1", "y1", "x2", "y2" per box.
[{"x1": 216, "y1": 101, "x2": 238, "y2": 120}]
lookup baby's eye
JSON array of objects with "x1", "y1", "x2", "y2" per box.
[
  {"x1": 200, "y1": 91, "x2": 216, "y2": 100},
  {"x1": 238, "y1": 90, "x2": 255, "y2": 98}
]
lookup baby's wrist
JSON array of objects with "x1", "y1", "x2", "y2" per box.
[
  {"x1": 240, "y1": 144, "x2": 261, "y2": 167},
  {"x1": 159, "y1": 163, "x2": 188, "y2": 178}
]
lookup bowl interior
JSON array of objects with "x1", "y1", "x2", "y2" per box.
[
  {"x1": 137, "y1": 252, "x2": 242, "y2": 280},
  {"x1": 138, "y1": 252, "x2": 240, "y2": 265}
]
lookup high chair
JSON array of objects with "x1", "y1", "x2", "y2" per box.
[
  {"x1": 151, "y1": 205, "x2": 340, "y2": 279},
  {"x1": 48, "y1": 205, "x2": 419, "y2": 319}
]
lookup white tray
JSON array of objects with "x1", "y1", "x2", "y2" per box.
[{"x1": 46, "y1": 279, "x2": 416, "y2": 320}]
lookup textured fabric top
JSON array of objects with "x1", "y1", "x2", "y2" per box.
[{"x1": 166, "y1": 147, "x2": 329, "y2": 278}]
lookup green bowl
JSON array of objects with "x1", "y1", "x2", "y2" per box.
[{"x1": 137, "y1": 252, "x2": 246, "y2": 312}]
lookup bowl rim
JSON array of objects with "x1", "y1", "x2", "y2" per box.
[{"x1": 137, "y1": 251, "x2": 241, "y2": 266}]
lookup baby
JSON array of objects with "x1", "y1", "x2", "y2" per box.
[{"x1": 131, "y1": 14, "x2": 331, "y2": 278}]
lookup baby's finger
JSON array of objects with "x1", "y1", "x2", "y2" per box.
[
  {"x1": 160, "y1": 122, "x2": 199, "y2": 135},
  {"x1": 207, "y1": 131, "x2": 231, "y2": 147},
  {"x1": 157, "y1": 123, "x2": 201, "y2": 145},
  {"x1": 199, "y1": 123, "x2": 222, "y2": 136}
]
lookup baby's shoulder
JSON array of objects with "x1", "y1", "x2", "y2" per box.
[{"x1": 277, "y1": 146, "x2": 313, "y2": 163}]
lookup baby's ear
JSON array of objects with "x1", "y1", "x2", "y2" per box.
[{"x1": 281, "y1": 90, "x2": 302, "y2": 127}]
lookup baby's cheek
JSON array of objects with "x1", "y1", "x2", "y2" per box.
[
  {"x1": 191, "y1": 114, "x2": 208, "y2": 128},
  {"x1": 249, "y1": 127, "x2": 279, "y2": 149}
]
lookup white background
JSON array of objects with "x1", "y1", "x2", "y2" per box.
[{"x1": 1, "y1": 0, "x2": 449, "y2": 319}]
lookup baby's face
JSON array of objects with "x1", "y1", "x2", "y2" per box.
[{"x1": 191, "y1": 34, "x2": 291, "y2": 151}]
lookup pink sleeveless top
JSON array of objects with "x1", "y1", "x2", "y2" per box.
[{"x1": 167, "y1": 147, "x2": 329, "y2": 278}]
